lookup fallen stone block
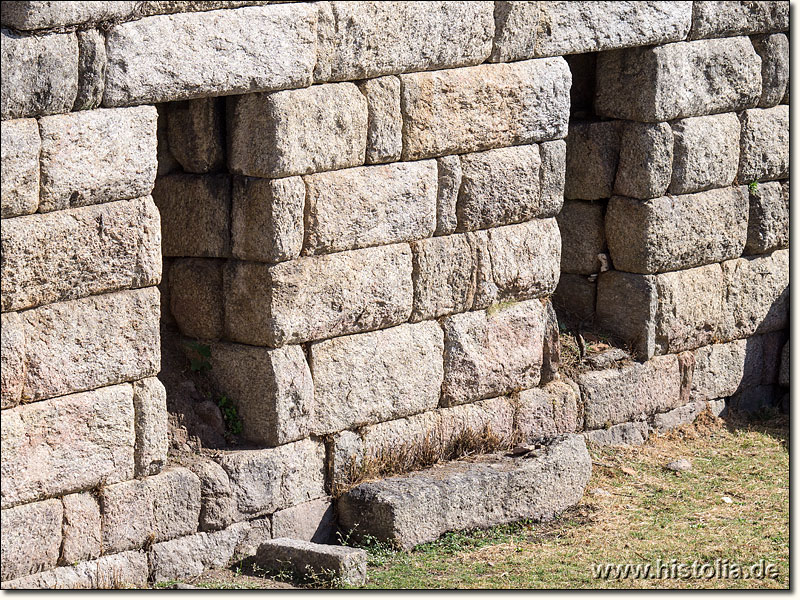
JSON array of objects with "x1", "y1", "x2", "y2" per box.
[
  {"x1": 338, "y1": 434, "x2": 591, "y2": 550},
  {"x1": 166, "y1": 97, "x2": 225, "y2": 173},
  {"x1": 1, "y1": 1, "x2": 137, "y2": 30},
  {"x1": 584, "y1": 422, "x2": 650, "y2": 446},
  {"x1": 0, "y1": 118, "x2": 39, "y2": 218},
  {"x1": 613, "y1": 122, "x2": 673, "y2": 199},
  {"x1": 255, "y1": 538, "x2": 367, "y2": 586},
  {"x1": 61, "y1": 493, "x2": 102, "y2": 566},
  {"x1": 271, "y1": 499, "x2": 336, "y2": 544},
  {"x1": 564, "y1": 121, "x2": 621, "y2": 201},
  {"x1": 752, "y1": 33, "x2": 789, "y2": 108},
  {"x1": 2, "y1": 550, "x2": 148, "y2": 590},
  {"x1": 738, "y1": 106, "x2": 789, "y2": 183},
  {"x1": 745, "y1": 180, "x2": 788, "y2": 255},
  {"x1": 689, "y1": 1, "x2": 788, "y2": 40},
  {"x1": 1, "y1": 499, "x2": 63, "y2": 581},
  {"x1": 357, "y1": 76, "x2": 402, "y2": 164},
  {"x1": 557, "y1": 200, "x2": 606, "y2": 275}
]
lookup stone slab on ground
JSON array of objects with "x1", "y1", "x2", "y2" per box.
[
  {"x1": 338, "y1": 434, "x2": 591, "y2": 550},
  {"x1": 254, "y1": 538, "x2": 367, "y2": 586}
]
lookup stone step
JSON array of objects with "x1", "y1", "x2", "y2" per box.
[{"x1": 337, "y1": 434, "x2": 591, "y2": 550}]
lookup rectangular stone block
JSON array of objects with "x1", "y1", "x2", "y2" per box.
[
  {"x1": 153, "y1": 173, "x2": 231, "y2": 258},
  {"x1": 38, "y1": 106, "x2": 158, "y2": 212},
  {"x1": 584, "y1": 422, "x2": 650, "y2": 446},
  {"x1": 668, "y1": 113, "x2": 741, "y2": 194},
  {"x1": 255, "y1": 538, "x2": 367, "y2": 587},
  {"x1": 168, "y1": 258, "x2": 224, "y2": 340},
  {"x1": 0, "y1": 312, "x2": 25, "y2": 410},
  {"x1": 316, "y1": 1, "x2": 493, "y2": 82},
  {"x1": 746, "y1": 180, "x2": 789, "y2": 254},
  {"x1": 651, "y1": 400, "x2": 708, "y2": 433},
  {"x1": 310, "y1": 322, "x2": 444, "y2": 434},
  {"x1": 1, "y1": 384, "x2": 135, "y2": 509},
  {"x1": 1, "y1": 499, "x2": 62, "y2": 582},
  {"x1": 303, "y1": 160, "x2": 437, "y2": 255},
  {"x1": 132, "y1": 378, "x2": 168, "y2": 477},
  {"x1": 1, "y1": 29, "x2": 78, "y2": 120},
  {"x1": 564, "y1": 121, "x2": 621, "y2": 201},
  {"x1": 357, "y1": 76, "x2": 402, "y2": 164},
  {"x1": 187, "y1": 459, "x2": 235, "y2": 532},
  {"x1": 738, "y1": 106, "x2": 789, "y2": 183},
  {"x1": 20, "y1": 287, "x2": 160, "y2": 402},
  {"x1": 1, "y1": 196, "x2": 161, "y2": 312},
  {"x1": 225, "y1": 244, "x2": 413, "y2": 347},
  {"x1": 516, "y1": 380, "x2": 581, "y2": 440},
  {"x1": 752, "y1": 33, "x2": 789, "y2": 108},
  {"x1": 61, "y1": 493, "x2": 102, "y2": 565},
  {"x1": 103, "y1": 4, "x2": 317, "y2": 106},
  {"x1": 1, "y1": 1, "x2": 137, "y2": 30},
  {"x1": 579, "y1": 354, "x2": 683, "y2": 428},
  {"x1": 557, "y1": 200, "x2": 606, "y2": 275},
  {"x1": 166, "y1": 97, "x2": 225, "y2": 173},
  {"x1": 1, "y1": 118, "x2": 39, "y2": 218},
  {"x1": 2, "y1": 550, "x2": 148, "y2": 590},
  {"x1": 228, "y1": 82, "x2": 367, "y2": 178},
  {"x1": 595, "y1": 37, "x2": 762, "y2": 122},
  {"x1": 204, "y1": 341, "x2": 314, "y2": 447},
  {"x1": 613, "y1": 122, "x2": 673, "y2": 200},
  {"x1": 101, "y1": 467, "x2": 201, "y2": 554},
  {"x1": 434, "y1": 156, "x2": 461, "y2": 235},
  {"x1": 400, "y1": 58, "x2": 571, "y2": 160},
  {"x1": 215, "y1": 439, "x2": 326, "y2": 520},
  {"x1": 441, "y1": 299, "x2": 547, "y2": 406},
  {"x1": 605, "y1": 187, "x2": 748, "y2": 274},
  {"x1": 689, "y1": 1, "x2": 789, "y2": 40},
  {"x1": 271, "y1": 498, "x2": 336, "y2": 544},
  {"x1": 553, "y1": 274, "x2": 597, "y2": 323},
  {"x1": 491, "y1": 1, "x2": 691, "y2": 62},
  {"x1": 73, "y1": 28, "x2": 105, "y2": 111}
]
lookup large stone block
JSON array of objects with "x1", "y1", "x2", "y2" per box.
[
  {"x1": 255, "y1": 538, "x2": 367, "y2": 586},
  {"x1": 188, "y1": 459, "x2": 234, "y2": 532},
  {"x1": 168, "y1": 258, "x2": 224, "y2": 340},
  {"x1": 310, "y1": 322, "x2": 444, "y2": 434},
  {"x1": 316, "y1": 1, "x2": 493, "y2": 82},
  {"x1": 215, "y1": 439, "x2": 326, "y2": 520},
  {"x1": 738, "y1": 106, "x2": 789, "y2": 183},
  {"x1": 557, "y1": 200, "x2": 606, "y2": 275},
  {"x1": 613, "y1": 122, "x2": 673, "y2": 200},
  {"x1": 73, "y1": 28, "x2": 106, "y2": 111},
  {"x1": 205, "y1": 342, "x2": 314, "y2": 447},
  {"x1": 0, "y1": 118, "x2": 39, "y2": 219},
  {"x1": 669, "y1": 113, "x2": 741, "y2": 194},
  {"x1": 516, "y1": 380, "x2": 581, "y2": 440},
  {"x1": 166, "y1": 97, "x2": 225, "y2": 173},
  {"x1": 225, "y1": 244, "x2": 413, "y2": 347},
  {"x1": 1, "y1": 499, "x2": 62, "y2": 582},
  {"x1": 0, "y1": 312, "x2": 25, "y2": 410},
  {"x1": 20, "y1": 287, "x2": 160, "y2": 402},
  {"x1": 303, "y1": 160, "x2": 437, "y2": 255},
  {"x1": 564, "y1": 121, "x2": 621, "y2": 201},
  {"x1": 103, "y1": 4, "x2": 317, "y2": 106},
  {"x1": 595, "y1": 37, "x2": 762, "y2": 122},
  {"x1": 2, "y1": 550, "x2": 148, "y2": 589},
  {"x1": 441, "y1": 299, "x2": 547, "y2": 406},
  {"x1": 271, "y1": 498, "x2": 336, "y2": 544},
  {"x1": 0, "y1": 29, "x2": 77, "y2": 120},
  {"x1": 357, "y1": 76, "x2": 402, "y2": 164},
  {"x1": 491, "y1": 1, "x2": 692, "y2": 62},
  {"x1": 1, "y1": 196, "x2": 161, "y2": 312},
  {"x1": 38, "y1": 106, "x2": 158, "y2": 212},
  {"x1": 61, "y1": 493, "x2": 102, "y2": 565},
  {"x1": 752, "y1": 33, "x2": 789, "y2": 108},
  {"x1": 132, "y1": 378, "x2": 168, "y2": 477},
  {"x1": 228, "y1": 83, "x2": 367, "y2": 178},
  {"x1": 605, "y1": 187, "x2": 748, "y2": 274},
  {"x1": 746, "y1": 180, "x2": 789, "y2": 254},
  {"x1": 1, "y1": 1, "x2": 137, "y2": 30},
  {"x1": 400, "y1": 58, "x2": 571, "y2": 160},
  {"x1": 101, "y1": 468, "x2": 201, "y2": 554},
  {"x1": 153, "y1": 173, "x2": 231, "y2": 258},
  {"x1": 689, "y1": 1, "x2": 789, "y2": 40},
  {"x1": 1, "y1": 384, "x2": 135, "y2": 509}
]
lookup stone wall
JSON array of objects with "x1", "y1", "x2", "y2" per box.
[{"x1": 0, "y1": 0, "x2": 789, "y2": 588}]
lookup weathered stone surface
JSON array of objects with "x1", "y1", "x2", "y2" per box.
[
  {"x1": 579, "y1": 355, "x2": 682, "y2": 428},
  {"x1": 605, "y1": 187, "x2": 749, "y2": 274},
  {"x1": 303, "y1": 160, "x2": 437, "y2": 254},
  {"x1": 228, "y1": 83, "x2": 367, "y2": 178},
  {"x1": 188, "y1": 459, "x2": 234, "y2": 532},
  {"x1": 746, "y1": 180, "x2": 789, "y2": 254},
  {"x1": 317, "y1": 1, "x2": 493, "y2": 82},
  {"x1": 1, "y1": 384, "x2": 134, "y2": 509},
  {"x1": 516, "y1": 380, "x2": 581, "y2": 440},
  {"x1": 400, "y1": 58, "x2": 571, "y2": 160},
  {"x1": 61, "y1": 493, "x2": 102, "y2": 565},
  {"x1": 310, "y1": 322, "x2": 444, "y2": 434},
  {"x1": 358, "y1": 76, "x2": 402, "y2": 164},
  {"x1": 153, "y1": 173, "x2": 231, "y2": 258},
  {"x1": 691, "y1": 339, "x2": 749, "y2": 401},
  {"x1": 205, "y1": 342, "x2": 314, "y2": 446},
  {"x1": 169, "y1": 259, "x2": 224, "y2": 339},
  {"x1": 491, "y1": 1, "x2": 692, "y2": 61},
  {"x1": 752, "y1": 33, "x2": 789, "y2": 108},
  {"x1": 779, "y1": 342, "x2": 789, "y2": 388},
  {"x1": 0, "y1": 312, "x2": 25, "y2": 410},
  {"x1": 103, "y1": 4, "x2": 317, "y2": 106},
  {"x1": 225, "y1": 244, "x2": 412, "y2": 347},
  {"x1": 553, "y1": 274, "x2": 596, "y2": 322},
  {"x1": 2, "y1": 550, "x2": 148, "y2": 589},
  {"x1": 136, "y1": 2, "x2": 277, "y2": 18},
  {"x1": 1, "y1": 196, "x2": 161, "y2": 312},
  {"x1": 231, "y1": 176, "x2": 303, "y2": 263},
  {"x1": 540, "y1": 140, "x2": 567, "y2": 211},
  {"x1": 339, "y1": 435, "x2": 591, "y2": 550},
  {"x1": 74, "y1": 29, "x2": 106, "y2": 111},
  {"x1": 255, "y1": 538, "x2": 367, "y2": 586},
  {"x1": 613, "y1": 122, "x2": 673, "y2": 199},
  {"x1": 435, "y1": 156, "x2": 461, "y2": 235},
  {"x1": 564, "y1": 121, "x2": 620, "y2": 201},
  {"x1": 0, "y1": 118, "x2": 39, "y2": 218},
  {"x1": 557, "y1": 200, "x2": 606, "y2": 275},
  {"x1": 441, "y1": 299, "x2": 546, "y2": 406},
  {"x1": 595, "y1": 37, "x2": 762, "y2": 122},
  {"x1": 133, "y1": 378, "x2": 168, "y2": 477},
  {"x1": 1, "y1": 499, "x2": 62, "y2": 581},
  {"x1": 0, "y1": 29, "x2": 77, "y2": 120},
  {"x1": 167, "y1": 97, "x2": 225, "y2": 173},
  {"x1": 689, "y1": 1, "x2": 789, "y2": 40},
  {"x1": 651, "y1": 401, "x2": 708, "y2": 432},
  {"x1": 271, "y1": 498, "x2": 335, "y2": 544},
  {"x1": 38, "y1": 106, "x2": 158, "y2": 212},
  {"x1": 584, "y1": 422, "x2": 650, "y2": 446},
  {"x1": 234, "y1": 516, "x2": 272, "y2": 557},
  {"x1": 215, "y1": 439, "x2": 326, "y2": 520},
  {"x1": 21, "y1": 287, "x2": 160, "y2": 402},
  {"x1": 738, "y1": 106, "x2": 789, "y2": 183},
  {"x1": 101, "y1": 468, "x2": 201, "y2": 554},
  {"x1": 668, "y1": 113, "x2": 741, "y2": 194},
  {"x1": 1, "y1": 1, "x2": 137, "y2": 30}
]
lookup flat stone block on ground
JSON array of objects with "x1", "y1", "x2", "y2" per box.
[{"x1": 255, "y1": 538, "x2": 367, "y2": 586}]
